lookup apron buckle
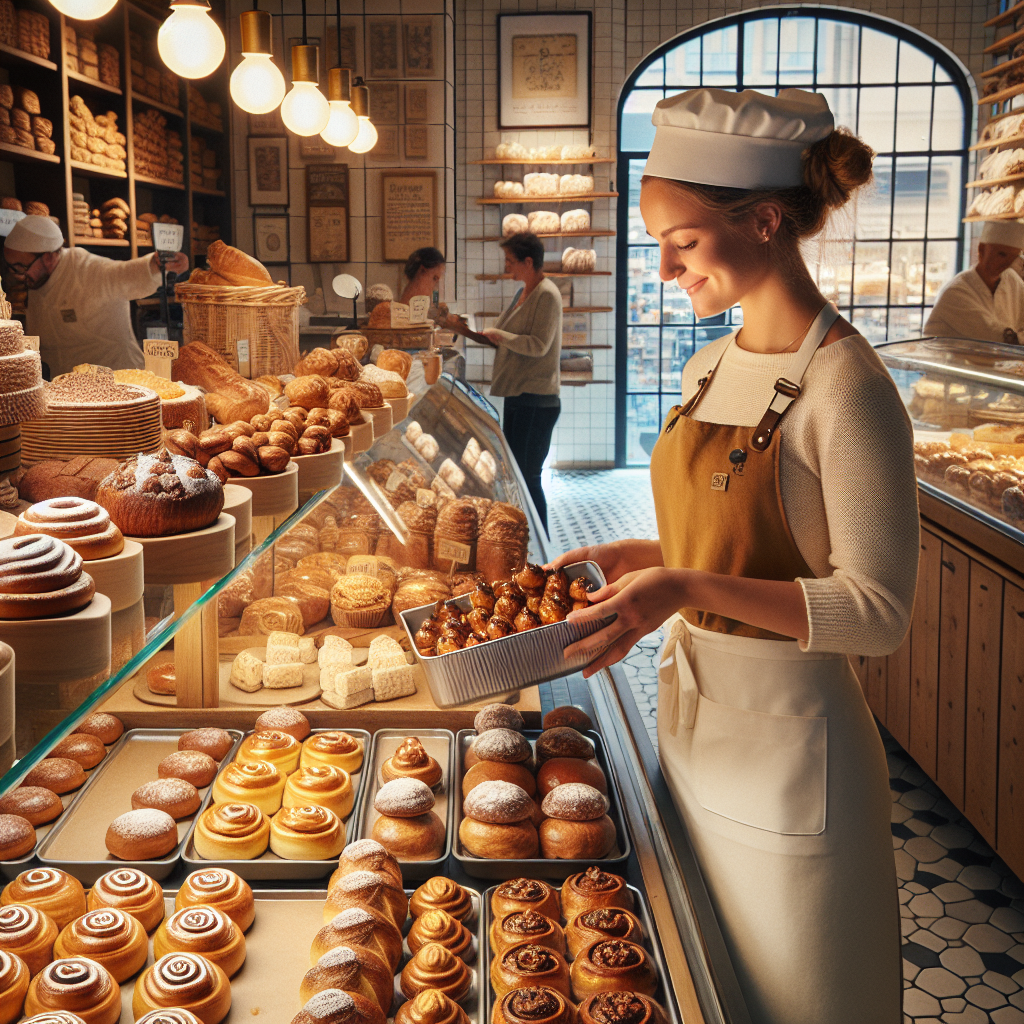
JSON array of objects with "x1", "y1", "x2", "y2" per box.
[{"x1": 774, "y1": 378, "x2": 801, "y2": 399}]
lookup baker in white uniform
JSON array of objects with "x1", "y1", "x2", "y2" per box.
[
  {"x1": 3, "y1": 214, "x2": 189, "y2": 377},
  {"x1": 924, "y1": 218, "x2": 1024, "y2": 344}
]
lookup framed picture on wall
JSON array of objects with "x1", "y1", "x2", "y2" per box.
[
  {"x1": 326, "y1": 23, "x2": 360, "y2": 76},
  {"x1": 254, "y1": 214, "x2": 289, "y2": 264},
  {"x1": 498, "y1": 12, "x2": 592, "y2": 129},
  {"x1": 373, "y1": 83, "x2": 400, "y2": 124},
  {"x1": 381, "y1": 170, "x2": 436, "y2": 263},
  {"x1": 405, "y1": 85, "x2": 428, "y2": 123},
  {"x1": 248, "y1": 137, "x2": 289, "y2": 205},
  {"x1": 404, "y1": 124, "x2": 428, "y2": 159},
  {"x1": 367, "y1": 18, "x2": 401, "y2": 78},
  {"x1": 248, "y1": 109, "x2": 286, "y2": 136},
  {"x1": 306, "y1": 164, "x2": 350, "y2": 263},
  {"x1": 403, "y1": 17, "x2": 435, "y2": 77},
  {"x1": 373, "y1": 124, "x2": 400, "y2": 161}
]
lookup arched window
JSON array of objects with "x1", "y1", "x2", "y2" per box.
[{"x1": 616, "y1": 8, "x2": 972, "y2": 465}]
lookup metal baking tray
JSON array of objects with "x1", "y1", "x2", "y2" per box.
[
  {"x1": 181, "y1": 727, "x2": 371, "y2": 881},
  {"x1": 453, "y1": 729, "x2": 631, "y2": 880},
  {"x1": 482, "y1": 883, "x2": 683, "y2": 1024},
  {"x1": 399, "y1": 561, "x2": 613, "y2": 707},
  {"x1": 0, "y1": 727, "x2": 132, "y2": 880},
  {"x1": 35, "y1": 728, "x2": 243, "y2": 885},
  {"x1": 357, "y1": 728, "x2": 455, "y2": 882}
]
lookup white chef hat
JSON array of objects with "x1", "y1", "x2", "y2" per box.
[
  {"x1": 4, "y1": 214, "x2": 63, "y2": 254},
  {"x1": 644, "y1": 87, "x2": 835, "y2": 191},
  {"x1": 980, "y1": 219, "x2": 1024, "y2": 249}
]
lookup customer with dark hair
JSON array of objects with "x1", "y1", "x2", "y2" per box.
[
  {"x1": 400, "y1": 246, "x2": 446, "y2": 305},
  {"x1": 482, "y1": 231, "x2": 562, "y2": 530}
]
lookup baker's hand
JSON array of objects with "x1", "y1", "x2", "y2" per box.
[
  {"x1": 1005, "y1": 327, "x2": 1020, "y2": 346},
  {"x1": 152, "y1": 251, "x2": 189, "y2": 275},
  {"x1": 482, "y1": 329, "x2": 503, "y2": 344},
  {"x1": 562, "y1": 566, "x2": 685, "y2": 678},
  {"x1": 549, "y1": 539, "x2": 663, "y2": 585}
]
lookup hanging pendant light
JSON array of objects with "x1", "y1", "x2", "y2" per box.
[
  {"x1": 347, "y1": 78, "x2": 378, "y2": 154},
  {"x1": 158, "y1": 0, "x2": 226, "y2": 79},
  {"x1": 281, "y1": 42, "x2": 330, "y2": 136},
  {"x1": 320, "y1": 67, "x2": 359, "y2": 148},
  {"x1": 230, "y1": 8, "x2": 286, "y2": 114},
  {"x1": 47, "y1": 0, "x2": 117, "y2": 21}
]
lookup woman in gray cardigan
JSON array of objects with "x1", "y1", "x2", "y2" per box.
[{"x1": 482, "y1": 232, "x2": 562, "y2": 529}]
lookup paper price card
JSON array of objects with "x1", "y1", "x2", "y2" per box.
[
  {"x1": 144, "y1": 339, "x2": 179, "y2": 360},
  {"x1": 436, "y1": 537, "x2": 472, "y2": 566},
  {"x1": 236, "y1": 338, "x2": 251, "y2": 378}
]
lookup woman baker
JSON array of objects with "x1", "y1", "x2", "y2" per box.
[{"x1": 555, "y1": 88, "x2": 919, "y2": 1024}]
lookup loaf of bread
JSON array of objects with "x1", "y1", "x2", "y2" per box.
[
  {"x1": 205, "y1": 240, "x2": 272, "y2": 287},
  {"x1": 527, "y1": 211, "x2": 560, "y2": 235},
  {"x1": 19, "y1": 456, "x2": 119, "y2": 503},
  {"x1": 173, "y1": 342, "x2": 270, "y2": 423}
]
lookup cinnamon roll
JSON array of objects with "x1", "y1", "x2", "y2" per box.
[
  {"x1": 0, "y1": 948, "x2": 28, "y2": 1024},
  {"x1": 284, "y1": 765, "x2": 354, "y2": 819},
  {"x1": 132, "y1": 953, "x2": 231, "y2": 1024},
  {"x1": 569, "y1": 942, "x2": 657, "y2": 1000},
  {"x1": 175, "y1": 869, "x2": 255, "y2": 932},
  {"x1": 134, "y1": 1011, "x2": 204, "y2": 1024},
  {"x1": 407, "y1": 910, "x2": 473, "y2": 961},
  {"x1": 193, "y1": 802, "x2": 270, "y2": 860},
  {"x1": 491, "y1": 944, "x2": 571, "y2": 1001},
  {"x1": 381, "y1": 738, "x2": 443, "y2": 788},
  {"x1": 491, "y1": 880, "x2": 560, "y2": 924},
  {"x1": 270, "y1": 805, "x2": 345, "y2": 861},
  {"x1": 14, "y1": 497, "x2": 124, "y2": 560},
  {"x1": 1, "y1": 870, "x2": 86, "y2": 931},
  {"x1": 235, "y1": 730, "x2": 301, "y2": 774},
  {"x1": 154, "y1": 906, "x2": 246, "y2": 978},
  {"x1": 395, "y1": 989, "x2": 470, "y2": 1024},
  {"x1": 0, "y1": 904, "x2": 57, "y2": 976},
  {"x1": 291, "y1": 989, "x2": 387, "y2": 1024},
  {"x1": 560, "y1": 870, "x2": 633, "y2": 921},
  {"x1": 23, "y1": 957, "x2": 120, "y2": 1024},
  {"x1": 576, "y1": 992, "x2": 667, "y2": 1024},
  {"x1": 212, "y1": 760, "x2": 286, "y2": 815},
  {"x1": 490, "y1": 911, "x2": 566, "y2": 957},
  {"x1": 300, "y1": 732, "x2": 365, "y2": 774},
  {"x1": 52, "y1": 908, "x2": 147, "y2": 982},
  {"x1": 323, "y1": 870, "x2": 408, "y2": 928},
  {"x1": 299, "y1": 945, "x2": 392, "y2": 1011},
  {"x1": 20, "y1": 1014, "x2": 91, "y2": 1024},
  {"x1": 564, "y1": 910, "x2": 643, "y2": 958},
  {"x1": 409, "y1": 878, "x2": 473, "y2": 923},
  {"x1": 87, "y1": 869, "x2": 164, "y2": 934},
  {"x1": 492, "y1": 987, "x2": 576, "y2": 1024},
  {"x1": 333, "y1": 840, "x2": 403, "y2": 888},
  {"x1": 400, "y1": 942, "x2": 471, "y2": 1002}
]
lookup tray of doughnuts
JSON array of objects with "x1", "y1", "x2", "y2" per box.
[
  {"x1": 481, "y1": 873, "x2": 683, "y2": 1024},
  {"x1": 399, "y1": 561, "x2": 613, "y2": 707},
  {"x1": 180, "y1": 721, "x2": 371, "y2": 881},
  {"x1": 0, "y1": 712, "x2": 127, "y2": 879},
  {"x1": 32, "y1": 727, "x2": 243, "y2": 884},
  {"x1": 356, "y1": 729, "x2": 456, "y2": 882},
  {"x1": 452, "y1": 709, "x2": 630, "y2": 879}
]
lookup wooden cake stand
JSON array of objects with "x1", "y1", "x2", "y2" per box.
[
  {"x1": 294, "y1": 439, "x2": 345, "y2": 504},
  {"x1": 87, "y1": 541, "x2": 145, "y2": 674},
  {"x1": 225, "y1": 462, "x2": 299, "y2": 546},
  {"x1": 361, "y1": 404, "x2": 394, "y2": 439},
  {"x1": 223, "y1": 483, "x2": 253, "y2": 565}
]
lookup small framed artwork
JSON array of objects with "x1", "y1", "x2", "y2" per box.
[
  {"x1": 248, "y1": 109, "x2": 286, "y2": 136},
  {"x1": 403, "y1": 17, "x2": 435, "y2": 78},
  {"x1": 326, "y1": 23, "x2": 360, "y2": 76},
  {"x1": 254, "y1": 214, "x2": 289, "y2": 264},
  {"x1": 373, "y1": 124, "x2": 400, "y2": 161},
  {"x1": 306, "y1": 164, "x2": 350, "y2": 262},
  {"x1": 405, "y1": 85, "x2": 428, "y2": 123},
  {"x1": 373, "y1": 83, "x2": 400, "y2": 124},
  {"x1": 367, "y1": 18, "x2": 401, "y2": 78},
  {"x1": 248, "y1": 137, "x2": 289, "y2": 205},
  {"x1": 498, "y1": 12, "x2": 592, "y2": 129},
  {"x1": 404, "y1": 124, "x2": 428, "y2": 160},
  {"x1": 299, "y1": 135, "x2": 336, "y2": 160},
  {"x1": 382, "y1": 170, "x2": 436, "y2": 263}
]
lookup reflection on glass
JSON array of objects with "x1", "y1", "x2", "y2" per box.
[
  {"x1": 817, "y1": 19, "x2": 859, "y2": 84},
  {"x1": 898, "y1": 40, "x2": 933, "y2": 83},
  {"x1": 896, "y1": 86, "x2": 932, "y2": 151},
  {"x1": 893, "y1": 156, "x2": 928, "y2": 237},
  {"x1": 925, "y1": 239, "x2": 958, "y2": 301},
  {"x1": 860, "y1": 27, "x2": 898, "y2": 84},
  {"x1": 743, "y1": 18, "x2": 778, "y2": 85},
  {"x1": 627, "y1": 327, "x2": 661, "y2": 393},
  {"x1": 664, "y1": 38, "x2": 701, "y2": 86},
  {"x1": 661, "y1": 328, "x2": 689, "y2": 393},
  {"x1": 888, "y1": 306, "x2": 924, "y2": 339},
  {"x1": 701, "y1": 26, "x2": 738, "y2": 85},
  {"x1": 857, "y1": 86, "x2": 896, "y2": 153},
  {"x1": 662, "y1": 284, "x2": 695, "y2": 324},
  {"x1": 620, "y1": 90, "x2": 660, "y2": 152},
  {"x1": 696, "y1": 325, "x2": 734, "y2": 350},
  {"x1": 931, "y1": 86, "x2": 964, "y2": 150},
  {"x1": 625, "y1": 393, "x2": 661, "y2": 465},
  {"x1": 628, "y1": 159, "x2": 647, "y2": 243},
  {"x1": 852, "y1": 241, "x2": 891, "y2": 306},
  {"x1": 635, "y1": 57, "x2": 664, "y2": 87},
  {"x1": 779, "y1": 18, "x2": 816, "y2": 84},
  {"x1": 891, "y1": 240, "x2": 926, "y2": 304},
  {"x1": 927, "y1": 157, "x2": 963, "y2": 239},
  {"x1": 851, "y1": 306, "x2": 889, "y2": 343},
  {"x1": 856, "y1": 155, "x2": 893, "y2": 239},
  {"x1": 627, "y1": 246, "x2": 661, "y2": 324}
]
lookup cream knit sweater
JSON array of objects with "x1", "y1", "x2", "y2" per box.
[{"x1": 679, "y1": 332, "x2": 919, "y2": 657}]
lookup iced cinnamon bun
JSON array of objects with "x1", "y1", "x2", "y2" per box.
[
  {"x1": 154, "y1": 906, "x2": 245, "y2": 977},
  {"x1": 0, "y1": 904, "x2": 57, "y2": 976},
  {"x1": 87, "y1": 868, "x2": 165, "y2": 933},
  {"x1": 134, "y1": 1011, "x2": 204, "y2": 1024},
  {"x1": 381, "y1": 738, "x2": 442, "y2": 788},
  {"x1": 1, "y1": 869, "x2": 86, "y2": 931},
  {"x1": 0, "y1": 948, "x2": 28, "y2": 1023},
  {"x1": 400, "y1": 942, "x2": 471, "y2": 1002},
  {"x1": 235, "y1": 730, "x2": 301, "y2": 774},
  {"x1": 491, "y1": 944, "x2": 571, "y2": 1001},
  {"x1": 132, "y1": 952, "x2": 231, "y2": 1024},
  {"x1": 23, "y1": 957, "x2": 120, "y2": 1024},
  {"x1": 568, "y1": 942, "x2": 657, "y2": 1000},
  {"x1": 0, "y1": 536, "x2": 95, "y2": 619},
  {"x1": 270, "y1": 805, "x2": 345, "y2": 861},
  {"x1": 14, "y1": 498, "x2": 124, "y2": 560},
  {"x1": 193, "y1": 802, "x2": 270, "y2": 861},
  {"x1": 283, "y1": 765, "x2": 353, "y2": 819},
  {"x1": 300, "y1": 731, "x2": 364, "y2": 773},
  {"x1": 52, "y1": 908, "x2": 147, "y2": 982},
  {"x1": 492, "y1": 987, "x2": 576, "y2": 1024},
  {"x1": 175, "y1": 869, "x2": 255, "y2": 932}
]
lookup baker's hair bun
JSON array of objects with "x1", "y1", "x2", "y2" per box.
[{"x1": 803, "y1": 126, "x2": 874, "y2": 211}]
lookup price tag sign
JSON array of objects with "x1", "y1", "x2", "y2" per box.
[
  {"x1": 144, "y1": 338, "x2": 178, "y2": 379},
  {"x1": 408, "y1": 295, "x2": 430, "y2": 324},
  {"x1": 436, "y1": 537, "x2": 471, "y2": 566},
  {"x1": 152, "y1": 222, "x2": 184, "y2": 253},
  {"x1": 236, "y1": 338, "x2": 251, "y2": 378}
]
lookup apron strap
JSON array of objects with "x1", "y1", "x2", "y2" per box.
[{"x1": 750, "y1": 302, "x2": 839, "y2": 453}]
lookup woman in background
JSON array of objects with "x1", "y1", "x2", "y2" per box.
[{"x1": 400, "y1": 246, "x2": 446, "y2": 307}]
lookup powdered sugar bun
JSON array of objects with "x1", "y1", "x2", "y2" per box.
[
  {"x1": 0, "y1": 787, "x2": 61, "y2": 827},
  {"x1": 373, "y1": 779, "x2": 435, "y2": 818},
  {"x1": 15, "y1": 498, "x2": 124, "y2": 560},
  {"x1": 132, "y1": 779, "x2": 201, "y2": 819},
  {"x1": 463, "y1": 780, "x2": 533, "y2": 824},
  {"x1": 469, "y1": 728, "x2": 532, "y2": 765},
  {"x1": 540, "y1": 783, "x2": 608, "y2": 822},
  {"x1": 254, "y1": 707, "x2": 310, "y2": 741},
  {"x1": 20, "y1": 758, "x2": 85, "y2": 794},
  {"x1": 0, "y1": 815, "x2": 34, "y2": 860},
  {"x1": 105, "y1": 809, "x2": 178, "y2": 861}
]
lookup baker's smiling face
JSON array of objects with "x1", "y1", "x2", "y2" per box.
[{"x1": 639, "y1": 176, "x2": 771, "y2": 319}]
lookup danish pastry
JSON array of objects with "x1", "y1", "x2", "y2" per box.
[
  {"x1": 14, "y1": 498, "x2": 124, "y2": 560},
  {"x1": 235, "y1": 730, "x2": 301, "y2": 774},
  {"x1": 491, "y1": 986, "x2": 576, "y2": 1024},
  {"x1": 395, "y1": 988, "x2": 470, "y2": 1024},
  {"x1": 381, "y1": 737, "x2": 442, "y2": 788},
  {"x1": 576, "y1": 992, "x2": 667, "y2": 1024},
  {"x1": 300, "y1": 731, "x2": 364, "y2": 773},
  {"x1": 490, "y1": 910, "x2": 566, "y2": 957},
  {"x1": 561, "y1": 870, "x2": 632, "y2": 920},
  {"x1": 490, "y1": 879, "x2": 560, "y2": 924},
  {"x1": 565, "y1": 908, "x2": 644, "y2": 958},
  {"x1": 0, "y1": 904, "x2": 57, "y2": 976},
  {"x1": 270, "y1": 805, "x2": 345, "y2": 861},
  {"x1": 283, "y1": 765, "x2": 353, "y2": 819}
]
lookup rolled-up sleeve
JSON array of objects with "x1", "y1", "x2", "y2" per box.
[{"x1": 491, "y1": 288, "x2": 562, "y2": 356}]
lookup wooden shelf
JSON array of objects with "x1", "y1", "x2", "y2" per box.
[
  {"x1": 985, "y1": 24, "x2": 1024, "y2": 56},
  {"x1": 966, "y1": 171, "x2": 1024, "y2": 187},
  {"x1": 467, "y1": 376, "x2": 612, "y2": 387},
  {"x1": 472, "y1": 157, "x2": 616, "y2": 165},
  {"x1": 67, "y1": 70, "x2": 122, "y2": 96},
  {"x1": 983, "y1": 53, "x2": 1024, "y2": 79},
  {"x1": 192, "y1": 185, "x2": 226, "y2": 197},
  {"x1": 0, "y1": 142, "x2": 59, "y2": 165},
  {"x1": 134, "y1": 173, "x2": 185, "y2": 191},
  {"x1": 0, "y1": 41, "x2": 57, "y2": 71},
  {"x1": 988, "y1": 0, "x2": 1024, "y2": 28},
  {"x1": 474, "y1": 306, "x2": 612, "y2": 316},
  {"x1": 477, "y1": 193, "x2": 618, "y2": 205},
  {"x1": 476, "y1": 271, "x2": 611, "y2": 280},
  {"x1": 70, "y1": 159, "x2": 126, "y2": 179},
  {"x1": 190, "y1": 120, "x2": 224, "y2": 135},
  {"x1": 73, "y1": 236, "x2": 129, "y2": 247},
  {"x1": 131, "y1": 94, "x2": 184, "y2": 119},
  {"x1": 979, "y1": 80, "x2": 1024, "y2": 106},
  {"x1": 465, "y1": 230, "x2": 616, "y2": 242},
  {"x1": 971, "y1": 130, "x2": 1024, "y2": 151}
]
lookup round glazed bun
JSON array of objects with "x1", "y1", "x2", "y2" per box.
[
  {"x1": 536, "y1": 758, "x2": 606, "y2": 797},
  {"x1": 254, "y1": 707, "x2": 311, "y2": 741},
  {"x1": 105, "y1": 809, "x2": 178, "y2": 861},
  {"x1": 459, "y1": 817, "x2": 538, "y2": 860},
  {"x1": 72, "y1": 713, "x2": 123, "y2": 746},
  {"x1": 463, "y1": 760, "x2": 536, "y2": 799},
  {"x1": 371, "y1": 811, "x2": 445, "y2": 861},
  {"x1": 158, "y1": 751, "x2": 217, "y2": 788},
  {"x1": 131, "y1": 779, "x2": 201, "y2": 820},
  {"x1": 147, "y1": 664, "x2": 176, "y2": 695},
  {"x1": 542, "y1": 706, "x2": 593, "y2": 733},
  {"x1": 178, "y1": 728, "x2": 234, "y2": 761},
  {"x1": 0, "y1": 788, "x2": 62, "y2": 826}
]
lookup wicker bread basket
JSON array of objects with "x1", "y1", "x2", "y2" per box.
[{"x1": 175, "y1": 282, "x2": 306, "y2": 377}]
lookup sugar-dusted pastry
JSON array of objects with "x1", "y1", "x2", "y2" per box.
[
  {"x1": 0, "y1": 904, "x2": 56, "y2": 977},
  {"x1": 235, "y1": 730, "x2": 301, "y2": 774},
  {"x1": 300, "y1": 731, "x2": 364, "y2": 773},
  {"x1": 178, "y1": 728, "x2": 234, "y2": 761},
  {"x1": 158, "y1": 750, "x2": 218, "y2": 788},
  {"x1": 0, "y1": 816, "x2": 34, "y2": 861},
  {"x1": 569, "y1": 940, "x2": 658, "y2": 1000},
  {"x1": 175, "y1": 869, "x2": 254, "y2": 932},
  {"x1": 491, "y1": 944, "x2": 572, "y2": 1001},
  {"x1": 131, "y1": 779, "x2": 201, "y2": 820},
  {"x1": 0, "y1": 948, "x2": 28, "y2": 1024},
  {"x1": 409, "y1": 878, "x2": 473, "y2": 923},
  {"x1": 87, "y1": 869, "x2": 165, "y2": 933},
  {"x1": 53, "y1": 908, "x2": 147, "y2": 983},
  {"x1": 474, "y1": 704, "x2": 524, "y2": 734},
  {"x1": 299, "y1": 945, "x2": 393, "y2": 1011},
  {"x1": 560, "y1": 869, "x2": 633, "y2": 920},
  {"x1": 291, "y1": 989, "x2": 387, "y2": 1024},
  {"x1": 154, "y1": 906, "x2": 245, "y2": 978},
  {"x1": 0, "y1": 789, "x2": 61, "y2": 828},
  {"x1": 491, "y1": 880, "x2": 560, "y2": 924},
  {"x1": 132, "y1": 952, "x2": 231, "y2": 1024},
  {"x1": 381, "y1": 737, "x2": 442, "y2": 788},
  {"x1": 539, "y1": 785, "x2": 615, "y2": 860},
  {"x1": 212, "y1": 760, "x2": 285, "y2": 816},
  {"x1": 283, "y1": 766, "x2": 353, "y2": 819},
  {"x1": 72, "y1": 712, "x2": 123, "y2": 746},
  {"x1": 490, "y1": 911, "x2": 566, "y2": 958},
  {"x1": 468, "y1": 729, "x2": 532, "y2": 767},
  {"x1": 323, "y1": 870, "x2": 408, "y2": 928},
  {"x1": 254, "y1": 707, "x2": 311, "y2": 741},
  {"x1": 270, "y1": 805, "x2": 345, "y2": 861},
  {"x1": 310, "y1": 906, "x2": 403, "y2": 973},
  {"x1": 1, "y1": 871, "x2": 86, "y2": 932},
  {"x1": 193, "y1": 803, "x2": 270, "y2": 861},
  {"x1": 565, "y1": 908, "x2": 644, "y2": 958},
  {"x1": 333, "y1": 839, "x2": 403, "y2": 888},
  {"x1": 105, "y1": 809, "x2": 178, "y2": 862},
  {"x1": 48, "y1": 734, "x2": 105, "y2": 770},
  {"x1": 407, "y1": 909, "x2": 473, "y2": 960},
  {"x1": 400, "y1": 942, "x2": 471, "y2": 1001},
  {"x1": 371, "y1": 779, "x2": 446, "y2": 862},
  {"x1": 0, "y1": 536, "x2": 95, "y2": 620},
  {"x1": 14, "y1": 498, "x2": 124, "y2": 560},
  {"x1": 23, "y1": 957, "x2": 120, "y2": 1024},
  {"x1": 19, "y1": 759, "x2": 85, "y2": 795}
]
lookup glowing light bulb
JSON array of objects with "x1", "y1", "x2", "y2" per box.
[
  {"x1": 231, "y1": 54, "x2": 286, "y2": 114},
  {"x1": 320, "y1": 100, "x2": 358, "y2": 147},
  {"x1": 47, "y1": 0, "x2": 116, "y2": 20},
  {"x1": 281, "y1": 81, "x2": 330, "y2": 136},
  {"x1": 347, "y1": 116, "x2": 378, "y2": 154},
  {"x1": 158, "y1": 2, "x2": 225, "y2": 79}
]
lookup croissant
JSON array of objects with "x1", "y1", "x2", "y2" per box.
[
  {"x1": 311, "y1": 906, "x2": 404, "y2": 972},
  {"x1": 291, "y1": 989, "x2": 388, "y2": 1024}
]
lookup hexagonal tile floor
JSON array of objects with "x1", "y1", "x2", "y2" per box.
[{"x1": 547, "y1": 468, "x2": 1024, "y2": 1023}]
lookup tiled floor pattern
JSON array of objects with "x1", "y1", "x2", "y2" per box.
[{"x1": 546, "y1": 468, "x2": 1024, "y2": 1023}]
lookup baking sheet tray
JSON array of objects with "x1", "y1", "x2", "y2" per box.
[
  {"x1": 482, "y1": 883, "x2": 683, "y2": 1024},
  {"x1": 453, "y1": 729, "x2": 631, "y2": 880},
  {"x1": 181, "y1": 727, "x2": 371, "y2": 881},
  {"x1": 357, "y1": 728, "x2": 455, "y2": 882},
  {"x1": 1, "y1": 728, "x2": 131, "y2": 881},
  {"x1": 35, "y1": 728, "x2": 243, "y2": 885},
  {"x1": 399, "y1": 561, "x2": 613, "y2": 707}
]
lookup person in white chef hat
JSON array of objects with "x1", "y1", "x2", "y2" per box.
[
  {"x1": 925, "y1": 218, "x2": 1024, "y2": 344},
  {"x1": 552, "y1": 88, "x2": 917, "y2": 1024}
]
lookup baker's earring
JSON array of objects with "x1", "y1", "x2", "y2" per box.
[{"x1": 762, "y1": 230, "x2": 770, "y2": 243}]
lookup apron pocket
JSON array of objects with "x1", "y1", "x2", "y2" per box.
[{"x1": 692, "y1": 695, "x2": 827, "y2": 835}]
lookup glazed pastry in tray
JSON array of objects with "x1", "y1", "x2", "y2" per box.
[
  {"x1": 409, "y1": 878, "x2": 473, "y2": 922},
  {"x1": 23, "y1": 956, "x2": 121, "y2": 1024},
  {"x1": 564, "y1": 908, "x2": 643, "y2": 957},
  {"x1": 381, "y1": 737, "x2": 442, "y2": 788},
  {"x1": 395, "y1": 988, "x2": 470, "y2": 1024},
  {"x1": 490, "y1": 879, "x2": 560, "y2": 924},
  {"x1": 576, "y1": 992, "x2": 668, "y2": 1024},
  {"x1": 569, "y1": 940, "x2": 658, "y2": 1000},
  {"x1": 560, "y1": 869, "x2": 633, "y2": 920},
  {"x1": 491, "y1": 986, "x2": 576, "y2": 1024},
  {"x1": 87, "y1": 868, "x2": 165, "y2": 933},
  {"x1": 491, "y1": 943, "x2": 571, "y2": 1000},
  {"x1": 52, "y1": 907, "x2": 148, "y2": 982},
  {"x1": 490, "y1": 910, "x2": 566, "y2": 957},
  {"x1": 407, "y1": 909, "x2": 473, "y2": 960},
  {"x1": 400, "y1": 942, "x2": 471, "y2": 1001}
]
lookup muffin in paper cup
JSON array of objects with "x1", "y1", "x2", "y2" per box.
[{"x1": 330, "y1": 573, "x2": 391, "y2": 628}]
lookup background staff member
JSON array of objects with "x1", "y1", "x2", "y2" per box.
[
  {"x1": 555, "y1": 88, "x2": 919, "y2": 1024},
  {"x1": 400, "y1": 246, "x2": 446, "y2": 307},
  {"x1": 925, "y1": 219, "x2": 1024, "y2": 344},
  {"x1": 3, "y1": 214, "x2": 188, "y2": 377}
]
